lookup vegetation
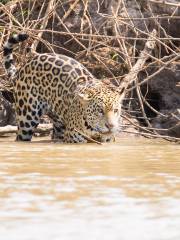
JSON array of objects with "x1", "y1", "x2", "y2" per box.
[{"x1": 0, "y1": 0, "x2": 179, "y2": 142}]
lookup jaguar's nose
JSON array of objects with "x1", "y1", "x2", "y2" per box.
[{"x1": 105, "y1": 123, "x2": 115, "y2": 131}]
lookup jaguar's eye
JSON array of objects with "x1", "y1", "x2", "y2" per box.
[
  {"x1": 114, "y1": 109, "x2": 119, "y2": 114},
  {"x1": 99, "y1": 109, "x2": 104, "y2": 115}
]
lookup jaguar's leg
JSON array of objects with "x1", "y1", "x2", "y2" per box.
[
  {"x1": 46, "y1": 110, "x2": 65, "y2": 141},
  {"x1": 63, "y1": 128, "x2": 88, "y2": 143},
  {"x1": 16, "y1": 101, "x2": 47, "y2": 141},
  {"x1": 52, "y1": 122, "x2": 66, "y2": 141}
]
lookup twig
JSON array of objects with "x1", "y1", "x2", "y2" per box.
[
  {"x1": 121, "y1": 114, "x2": 154, "y2": 134},
  {"x1": 55, "y1": 11, "x2": 87, "y2": 51},
  {"x1": 61, "y1": 0, "x2": 80, "y2": 23},
  {"x1": 149, "y1": 0, "x2": 180, "y2": 7},
  {"x1": 126, "y1": 54, "x2": 179, "y2": 91},
  {"x1": 74, "y1": 128, "x2": 103, "y2": 145},
  {"x1": 122, "y1": 130, "x2": 180, "y2": 142},
  {"x1": 31, "y1": 0, "x2": 56, "y2": 52},
  {"x1": 120, "y1": 29, "x2": 157, "y2": 92}
]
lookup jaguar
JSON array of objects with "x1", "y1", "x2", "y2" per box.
[{"x1": 3, "y1": 33, "x2": 123, "y2": 143}]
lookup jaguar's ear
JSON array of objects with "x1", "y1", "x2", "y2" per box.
[{"x1": 77, "y1": 92, "x2": 92, "y2": 105}]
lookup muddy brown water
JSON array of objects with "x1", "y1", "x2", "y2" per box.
[{"x1": 0, "y1": 137, "x2": 180, "y2": 240}]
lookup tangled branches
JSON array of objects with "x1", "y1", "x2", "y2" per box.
[{"x1": 0, "y1": 0, "x2": 179, "y2": 142}]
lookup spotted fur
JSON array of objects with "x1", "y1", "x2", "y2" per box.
[{"x1": 3, "y1": 33, "x2": 123, "y2": 143}]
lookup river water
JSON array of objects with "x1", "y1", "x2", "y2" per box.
[{"x1": 0, "y1": 137, "x2": 180, "y2": 240}]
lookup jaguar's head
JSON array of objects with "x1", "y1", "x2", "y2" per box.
[{"x1": 78, "y1": 85, "x2": 123, "y2": 137}]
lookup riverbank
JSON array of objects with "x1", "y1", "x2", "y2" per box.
[{"x1": 0, "y1": 0, "x2": 179, "y2": 141}]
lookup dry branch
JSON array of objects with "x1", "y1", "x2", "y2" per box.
[
  {"x1": 120, "y1": 29, "x2": 157, "y2": 93},
  {"x1": 74, "y1": 128, "x2": 103, "y2": 145},
  {"x1": 31, "y1": 0, "x2": 56, "y2": 52},
  {"x1": 149, "y1": 0, "x2": 180, "y2": 7},
  {"x1": 0, "y1": 124, "x2": 53, "y2": 136}
]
